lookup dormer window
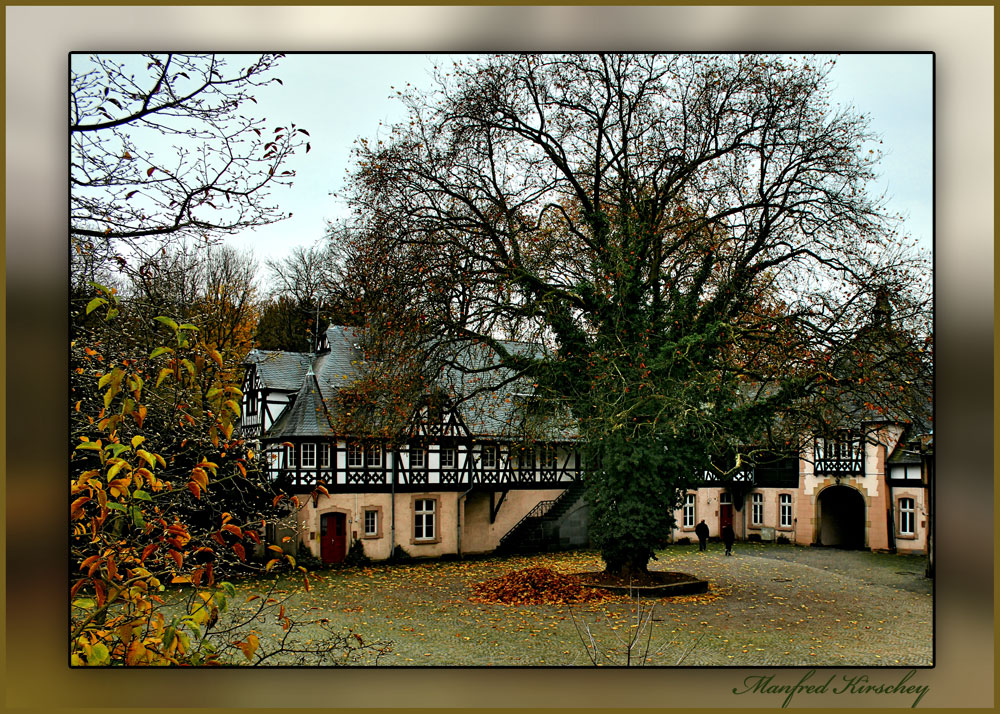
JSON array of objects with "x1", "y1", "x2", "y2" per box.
[{"x1": 889, "y1": 463, "x2": 922, "y2": 481}]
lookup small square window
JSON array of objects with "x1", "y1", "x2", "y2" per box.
[
  {"x1": 441, "y1": 447, "x2": 456, "y2": 468},
  {"x1": 410, "y1": 445, "x2": 425, "y2": 468}
]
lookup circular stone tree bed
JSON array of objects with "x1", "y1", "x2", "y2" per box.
[
  {"x1": 575, "y1": 570, "x2": 709, "y2": 596},
  {"x1": 469, "y1": 567, "x2": 708, "y2": 605}
]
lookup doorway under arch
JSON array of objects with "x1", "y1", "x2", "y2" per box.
[{"x1": 817, "y1": 485, "x2": 866, "y2": 549}]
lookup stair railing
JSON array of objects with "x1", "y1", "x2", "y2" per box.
[
  {"x1": 497, "y1": 480, "x2": 585, "y2": 548},
  {"x1": 497, "y1": 499, "x2": 557, "y2": 549}
]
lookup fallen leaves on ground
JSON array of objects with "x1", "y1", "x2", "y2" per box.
[
  {"x1": 469, "y1": 567, "x2": 614, "y2": 605},
  {"x1": 213, "y1": 547, "x2": 930, "y2": 666}
]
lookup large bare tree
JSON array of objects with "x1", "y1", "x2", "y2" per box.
[
  {"x1": 341, "y1": 54, "x2": 932, "y2": 574},
  {"x1": 70, "y1": 53, "x2": 308, "y2": 289}
]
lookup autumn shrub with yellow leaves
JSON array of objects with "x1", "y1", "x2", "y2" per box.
[{"x1": 70, "y1": 285, "x2": 385, "y2": 665}]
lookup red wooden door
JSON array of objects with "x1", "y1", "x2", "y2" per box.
[
  {"x1": 320, "y1": 513, "x2": 347, "y2": 564},
  {"x1": 719, "y1": 504, "x2": 733, "y2": 531}
]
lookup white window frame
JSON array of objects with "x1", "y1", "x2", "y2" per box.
[
  {"x1": 364, "y1": 509, "x2": 378, "y2": 537},
  {"x1": 286, "y1": 444, "x2": 296, "y2": 468},
  {"x1": 480, "y1": 445, "x2": 497, "y2": 469},
  {"x1": 410, "y1": 445, "x2": 425, "y2": 468},
  {"x1": 779, "y1": 493, "x2": 793, "y2": 528},
  {"x1": 440, "y1": 447, "x2": 456, "y2": 469},
  {"x1": 751, "y1": 493, "x2": 763, "y2": 526},
  {"x1": 366, "y1": 443, "x2": 382, "y2": 468},
  {"x1": 683, "y1": 493, "x2": 696, "y2": 528},
  {"x1": 300, "y1": 442, "x2": 316, "y2": 469},
  {"x1": 347, "y1": 443, "x2": 363, "y2": 469},
  {"x1": 898, "y1": 497, "x2": 916, "y2": 536},
  {"x1": 414, "y1": 498, "x2": 436, "y2": 541},
  {"x1": 320, "y1": 443, "x2": 331, "y2": 469}
]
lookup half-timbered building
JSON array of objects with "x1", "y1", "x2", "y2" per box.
[
  {"x1": 243, "y1": 321, "x2": 930, "y2": 561},
  {"x1": 671, "y1": 292, "x2": 933, "y2": 555},
  {"x1": 240, "y1": 326, "x2": 587, "y2": 563},
  {"x1": 671, "y1": 421, "x2": 932, "y2": 553}
]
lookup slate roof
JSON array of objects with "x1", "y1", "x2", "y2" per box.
[
  {"x1": 312, "y1": 325, "x2": 365, "y2": 403},
  {"x1": 244, "y1": 350, "x2": 313, "y2": 391},
  {"x1": 246, "y1": 325, "x2": 578, "y2": 441},
  {"x1": 267, "y1": 370, "x2": 335, "y2": 439},
  {"x1": 886, "y1": 445, "x2": 922, "y2": 466},
  {"x1": 245, "y1": 326, "x2": 364, "y2": 395},
  {"x1": 436, "y1": 340, "x2": 577, "y2": 440}
]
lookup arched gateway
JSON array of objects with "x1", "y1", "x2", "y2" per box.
[{"x1": 817, "y1": 485, "x2": 866, "y2": 549}]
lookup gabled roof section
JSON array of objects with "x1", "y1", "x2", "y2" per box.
[
  {"x1": 244, "y1": 350, "x2": 313, "y2": 392},
  {"x1": 248, "y1": 326, "x2": 578, "y2": 441},
  {"x1": 438, "y1": 339, "x2": 577, "y2": 440},
  {"x1": 267, "y1": 370, "x2": 335, "y2": 439},
  {"x1": 313, "y1": 326, "x2": 364, "y2": 402},
  {"x1": 886, "y1": 425, "x2": 933, "y2": 466},
  {"x1": 886, "y1": 445, "x2": 922, "y2": 466}
]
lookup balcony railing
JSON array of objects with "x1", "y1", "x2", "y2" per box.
[{"x1": 814, "y1": 437, "x2": 863, "y2": 476}]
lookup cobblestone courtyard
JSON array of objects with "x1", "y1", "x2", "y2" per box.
[{"x1": 225, "y1": 543, "x2": 932, "y2": 666}]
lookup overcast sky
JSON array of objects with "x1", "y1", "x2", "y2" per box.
[{"x1": 224, "y1": 52, "x2": 933, "y2": 270}]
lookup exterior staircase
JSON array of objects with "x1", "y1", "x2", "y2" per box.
[{"x1": 496, "y1": 480, "x2": 589, "y2": 554}]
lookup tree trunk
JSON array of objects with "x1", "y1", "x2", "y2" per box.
[{"x1": 603, "y1": 554, "x2": 650, "y2": 578}]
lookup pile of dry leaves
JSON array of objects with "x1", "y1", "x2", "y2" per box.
[{"x1": 469, "y1": 567, "x2": 612, "y2": 605}]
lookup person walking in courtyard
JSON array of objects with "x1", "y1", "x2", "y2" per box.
[
  {"x1": 695, "y1": 519, "x2": 709, "y2": 551},
  {"x1": 722, "y1": 524, "x2": 735, "y2": 556}
]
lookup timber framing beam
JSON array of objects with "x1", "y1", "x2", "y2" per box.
[{"x1": 489, "y1": 490, "x2": 508, "y2": 523}]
